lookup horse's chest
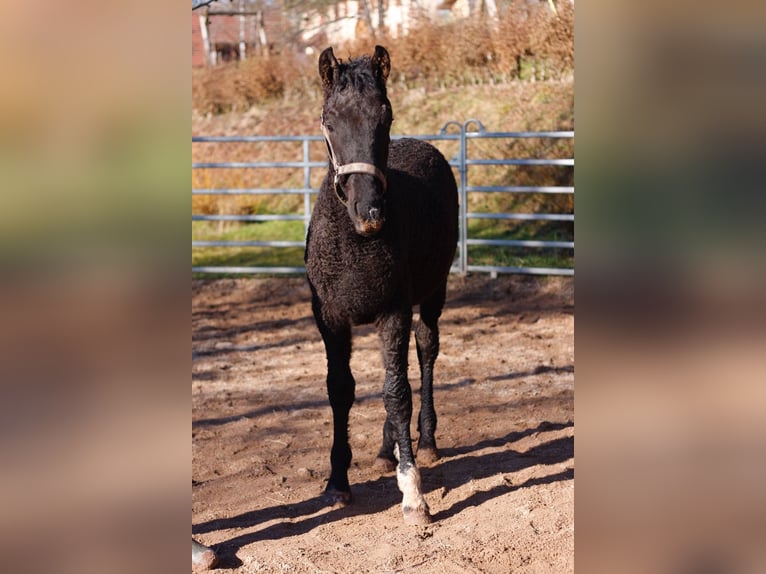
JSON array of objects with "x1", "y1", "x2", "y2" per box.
[{"x1": 307, "y1": 223, "x2": 401, "y2": 326}]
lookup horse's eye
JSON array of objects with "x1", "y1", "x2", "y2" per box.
[{"x1": 326, "y1": 124, "x2": 334, "y2": 132}]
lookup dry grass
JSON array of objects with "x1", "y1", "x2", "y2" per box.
[
  {"x1": 354, "y1": 3, "x2": 574, "y2": 86},
  {"x1": 192, "y1": 7, "x2": 573, "y2": 115},
  {"x1": 192, "y1": 51, "x2": 311, "y2": 115},
  {"x1": 192, "y1": 80, "x2": 573, "y2": 219}
]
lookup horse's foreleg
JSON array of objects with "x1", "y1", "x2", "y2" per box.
[
  {"x1": 377, "y1": 310, "x2": 431, "y2": 525},
  {"x1": 318, "y1": 319, "x2": 355, "y2": 506},
  {"x1": 414, "y1": 285, "x2": 446, "y2": 464}
]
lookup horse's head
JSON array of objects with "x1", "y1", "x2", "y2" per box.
[{"x1": 319, "y1": 45, "x2": 392, "y2": 236}]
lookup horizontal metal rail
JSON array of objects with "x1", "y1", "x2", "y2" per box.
[
  {"x1": 192, "y1": 122, "x2": 574, "y2": 276},
  {"x1": 192, "y1": 133, "x2": 462, "y2": 143},
  {"x1": 467, "y1": 239, "x2": 574, "y2": 249},
  {"x1": 467, "y1": 158, "x2": 574, "y2": 166},
  {"x1": 193, "y1": 161, "x2": 326, "y2": 169},
  {"x1": 192, "y1": 188, "x2": 318, "y2": 196},
  {"x1": 193, "y1": 135, "x2": 324, "y2": 143},
  {"x1": 467, "y1": 265, "x2": 574, "y2": 276},
  {"x1": 192, "y1": 214, "x2": 305, "y2": 222},
  {"x1": 467, "y1": 185, "x2": 574, "y2": 194},
  {"x1": 464, "y1": 130, "x2": 574, "y2": 139},
  {"x1": 467, "y1": 213, "x2": 575, "y2": 221},
  {"x1": 193, "y1": 240, "x2": 305, "y2": 248},
  {"x1": 192, "y1": 266, "x2": 305, "y2": 274}
]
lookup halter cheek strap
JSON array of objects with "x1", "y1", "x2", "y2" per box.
[{"x1": 320, "y1": 116, "x2": 387, "y2": 205}]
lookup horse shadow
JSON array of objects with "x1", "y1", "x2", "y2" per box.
[
  {"x1": 425, "y1": 426, "x2": 573, "y2": 522},
  {"x1": 193, "y1": 419, "x2": 573, "y2": 569}
]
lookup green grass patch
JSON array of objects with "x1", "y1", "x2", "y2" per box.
[
  {"x1": 192, "y1": 219, "x2": 306, "y2": 242},
  {"x1": 467, "y1": 245, "x2": 574, "y2": 271},
  {"x1": 192, "y1": 220, "x2": 307, "y2": 277},
  {"x1": 192, "y1": 218, "x2": 573, "y2": 276},
  {"x1": 466, "y1": 218, "x2": 573, "y2": 271}
]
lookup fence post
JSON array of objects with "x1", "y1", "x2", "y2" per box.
[
  {"x1": 441, "y1": 120, "x2": 467, "y2": 275},
  {"x1": 459, "y1": 123, "x2": 468, "y2": 274},
  {"x1": 303, "y1": 138, "x2": 312, "y2": 239},
  {"x1": 460, "y1": 120, "x2": 485, "y2": 275}
]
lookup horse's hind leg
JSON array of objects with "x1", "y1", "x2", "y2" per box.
[
  {"x1": 414, "y1": 282, "x2": 447, "y2": 465},
  {"x1": 315, "y1": 315, "x2": 356, "y2": 506},
  {"x1": 374, "y1": 416, "x2": 398, "y2": 471}
]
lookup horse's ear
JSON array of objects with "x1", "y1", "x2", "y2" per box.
[
  {"x1": 372, "y1": 45, "x2": 390, "y2": 83},
  {"x1": 319, "y1": 47, "x2": 339, "y2": 91}
]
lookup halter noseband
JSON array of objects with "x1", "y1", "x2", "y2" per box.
[{"x1": 320, "y1": 114, "x2": 387, "y2": 205}]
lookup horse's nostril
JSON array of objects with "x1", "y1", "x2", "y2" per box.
[{"x1": 369, "y1": 207, "x2": 381, "y2": 220}]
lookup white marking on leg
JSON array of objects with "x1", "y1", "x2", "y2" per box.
[
  {"x1": 397, "y1": 464, "x2": 429, "y2": 516},
  {"x1": 393, "y1": 442, "x2": 400, "y2": 462}
]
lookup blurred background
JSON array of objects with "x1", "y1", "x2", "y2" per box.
[
  {"x1": 576, "y1": 1, "x2": 766, "y2": 572},
  {"x1": 0, "y1": 2, "x2": 189, "y2": 573},
  {"x1": 1, "y1": 0, "x2": 764, "y2": 572}
]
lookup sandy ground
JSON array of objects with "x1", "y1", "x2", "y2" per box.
[{"x1": 192, "y1": 274, "x2": 573, "y2": 573}]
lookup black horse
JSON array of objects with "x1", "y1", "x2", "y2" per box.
[{"x1": 305, "y1": 46, "x2": 458, "y2": 525}]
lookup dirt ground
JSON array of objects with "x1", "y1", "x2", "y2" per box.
[{"x1": 192, "y1": 274, "x2": 574, "y2": 573}]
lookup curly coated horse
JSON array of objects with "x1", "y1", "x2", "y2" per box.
[{"x1": 305, "y1": 45, "x2": 458, "y2": 524}]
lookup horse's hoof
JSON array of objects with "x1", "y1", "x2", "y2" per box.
[
  {"x1": 373, "y1": 456, "x2": 396, "y2": 472},
  {"x1": 416, "y1": 447, "x2": 439, "y2": 465},
  {"x1": 403, "y1": 506, "x2": 432, "y2": 525},
  {"x1": 323, "y1": 486, "x2": 352, "y2": 507}
]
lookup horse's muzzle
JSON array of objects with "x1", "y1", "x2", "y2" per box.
[
  {"x1": 355, "y1": 217, "x2": 384, "y2": 236},
  {"x1": 355, "y1": 206, "x2": 384, "y2": 236}
]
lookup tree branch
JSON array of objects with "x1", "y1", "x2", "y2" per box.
[{"x1": 192, "y1": 0, "x2": 218, "y2": 11}]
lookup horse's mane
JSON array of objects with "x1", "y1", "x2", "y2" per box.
[{"x1": 333, "y1": 55, "x2": 386, "y2": 96}]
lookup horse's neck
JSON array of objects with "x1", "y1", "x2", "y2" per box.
[{"x1": 317, "y1": 181, "x2": 350, "y2": 227}]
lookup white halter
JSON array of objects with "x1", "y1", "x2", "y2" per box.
[{"x1": 320, "y1": 114, "x2": 387, "y2": 205}]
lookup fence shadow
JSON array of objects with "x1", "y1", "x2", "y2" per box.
[{"x1": 486, "y1": 364, "x2": 574, "y2": 383}]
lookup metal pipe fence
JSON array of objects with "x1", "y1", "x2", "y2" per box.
[{"x1": 192, "y1": 120, "x2": 573, "y2": 276}]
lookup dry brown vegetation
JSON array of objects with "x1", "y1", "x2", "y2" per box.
[
  {"x1": 192, "y1": 5, "x2": 573, "y2": 115},
  {"x1": 191, "y1": 80, "x2": 574, "y2": 220},
  {"x1": 376, "y1": 3, "x2": 574, "y2": 86}
]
